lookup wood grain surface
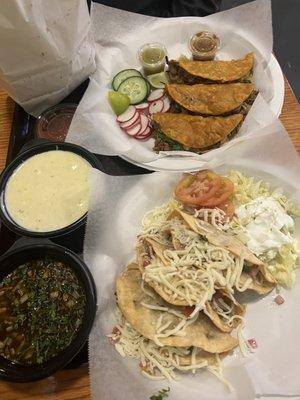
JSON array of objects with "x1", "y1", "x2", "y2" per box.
[{"x1": 0, "y1": 80, "x2": 299, "y2": 399}]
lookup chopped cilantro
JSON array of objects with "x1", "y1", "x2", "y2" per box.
[
  {"x1": 156, "y1": 131, "x2": 183, "y2": 151},
  {"x1": 150, "y1": 387, "x2": 170, "y2": 400}
]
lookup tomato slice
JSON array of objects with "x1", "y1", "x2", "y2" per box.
[
  {"x1": 174, "y1": 171, "x2": 222, "y2": 207},
  {"x1": 200, "y1": 177, "x2": 234, "y2": 207},
  {"x1": 216, "y1": 200, "x2": 235, "y2": 221}
]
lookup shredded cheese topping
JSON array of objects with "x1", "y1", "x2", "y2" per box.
[
  {"x1": 194, "y1": 207, "x2": 230, "y2": 230},
  {"x1": 140, "y1": 211, "x2": 251, "y2": 324},
  {"x1": 108, "y1": 309, "x2": 229, "y2": 384}
]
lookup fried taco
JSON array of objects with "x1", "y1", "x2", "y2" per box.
[
  {"x1": 137, "y1": 234, "x2": 245, "y2": 332},
  {"x1": 112, "y1": 308, "x2": 228, "y2": 379},
  {"x1": 116, "y1": 266, "x2": 238, "y2": 353},
  {"x1": 166, "y1": 83, "x2": 257, "y2": 116},
  {"x1": 152, "y1": 112, "x2": 243, "y2": 153},
  {"x1": 173, "y1": 211, "x2": 276, "y2": 294},
  {"x1": 204, "y1": 290, "x2": 246, "y2": 333},
  {"x1": 168, "y1": 53, "x2": 254, "y2": 84},
  {"x1": 137, "y1": 237, "x2": 210, "y2": 307}
]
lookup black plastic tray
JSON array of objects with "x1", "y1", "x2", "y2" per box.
[{"x1": 0, "y1": 78, "x2": 150, "y2": 369}]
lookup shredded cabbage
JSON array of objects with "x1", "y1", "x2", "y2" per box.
[
  {"x1": 267, "y1": 244, "x2": 299, "y2": 287},
  {"x1": 228, "y1": 170, "x2": 300, "y2": 217},
  {"x1": 228, "y1": 170, "x2": 300, "y2": 287}
]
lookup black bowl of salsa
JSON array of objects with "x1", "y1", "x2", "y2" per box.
[{"x1": 0, "y1": 243, "x2": 97, "y2": 382}]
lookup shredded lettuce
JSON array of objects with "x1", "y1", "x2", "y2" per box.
[
  {"x1": 227, "y1": 170, "x2": 300, "y2": 287},
  {"x1": 228, "y1": 170, "x2": 300, "y2": 217},
  {"x1": 265, "y1": 244, "x2": 299, "y2": 287}
]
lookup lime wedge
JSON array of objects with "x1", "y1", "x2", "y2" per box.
[
  {"x1": 147, "y1": 72, "x2": 169, "y2": 89},
  {"x1": 108, "y1": 90, "x2": 130, "y2": 115}
]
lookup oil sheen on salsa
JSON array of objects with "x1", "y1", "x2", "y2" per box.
[{"x1": 0, "y1": 259, "x2": 86, "y2": 365}]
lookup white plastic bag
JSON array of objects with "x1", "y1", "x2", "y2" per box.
[{"x1": 0, "y1": 0, "x2": 96, "y2": 116}]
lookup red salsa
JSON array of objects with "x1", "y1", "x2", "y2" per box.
[{"x1": 35, "y1": 104, "x2": 77, "y2": 142}]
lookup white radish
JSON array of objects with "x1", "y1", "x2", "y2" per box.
[
  {"x1": 162, "y1": 96, "x2": 171, "y2": 112},
  {"x1": 149, "y1": 99, "x2": 164, "y2": 114},
  {"x1": 135, "y1": 127, "x2": 152, "y2": 140},
  {"x1": 135, "y1": 103, "x2": 149, "y2": 111},
  {"x1": 126, "y1": 123, "x2": 142, "y2": 136},
  {"x1": 116, "y1": 106, "x2": 136, "y2": 123},
  {"x1": 120, "y1": 111, "x2": 140, "y2": 129},
  {"x1": 138, "y1": 113, "x2": 149, "y2": 132},
  {"x1": 147, "y1": 89, "x2": 165, "y2": 102},
  {"x1": 136, "y1": 124, "x2": 152, "y2": 137}
]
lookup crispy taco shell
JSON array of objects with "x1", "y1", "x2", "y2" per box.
[
  {"x1": 137, "y1": 236, "x2": 246, "y2": 330},
  {"x1": 168, "y1": 53, "x2": 254, "y2": 84},
  {"x1": 166, "y1": 83, "x2": 255, "y2": 116},
  {"x1": 205, "y1": 290, "x2": 246, "y2": 333},
  {"x1": 170, "y1": 211, "x2": 276, "y2": 294},
  {"x1": 177, "y1": 349, "x2": 221, "y2": 366},
  {"x1": 152, "y1": 113, "x2": 243, "y2": 150},
  {"x1": 116, "y1": 266, "x2": 238, "y2": 353},
  {"x1": 136, "y1": 237, "x2": 207, "y2": 306}
]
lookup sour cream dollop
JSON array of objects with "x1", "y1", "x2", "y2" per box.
[{"x1": 235, "y1": 196, "x2": 294, "y2": 255}]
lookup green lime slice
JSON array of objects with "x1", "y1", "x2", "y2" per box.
[
  {"x1": 147, "y1": 72, "x2": 169, "y2": 89},
  {"x1": 108, "y1": 91, "x2": 130, "y2": 115}
]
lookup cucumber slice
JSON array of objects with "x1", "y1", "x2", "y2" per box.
[
  {"x1": 146, "y1": 80, "x2": 151, "y2": 96},
  {"x1": 112, "y1": 69, "x2": 142, "y2": 91},
  {"x1": 117, "y1": 76, "x2": 149, "y2": 105}
]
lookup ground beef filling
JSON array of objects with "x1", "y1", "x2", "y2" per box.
[{"x1": 153, "y1": 122, "x2": 241, "y2": 154}]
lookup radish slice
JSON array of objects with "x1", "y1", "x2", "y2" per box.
[
  {"x1": 162, "y1": 96, "x2": 171, "y2": 112},
  {"x1": 126, "y1": 123, "x2": 142, "y2": 136},
  {"x1": 135, "y1": 103, "x2": 149, "y2": 111},
  {"x1": 135, "y1": 127, "x2": 151, "y2": 139},
  {"x1": 120, "y1": 111, "x2": 139, "y2": 129},
  {"x1": 136, "y1": 125, "x2": 150, "y2": 136},
  {"x1": 135, "y1": 126, "x2": 152, "y2": 137},
  {"x1": 117, "y1": 106, "x2": 136, "y2": 123},
  {"x1": 149, "y1": 100, "x2": 164, "y2": 114},
  {"x1": 147, "y1": 89, "x2": 165, "y2": 102},
  {"x1": 135, "y1": 134, "x2": 152, "y2": 141},
  {"x1": 138, "y1": 113, "x2": 149, "y2": 132}
]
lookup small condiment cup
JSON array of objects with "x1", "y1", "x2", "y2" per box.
[
  {"x1": 35, "y1": 103, "x2": 77, "y2": 142},
  {"x1": 138, "y1": 42, "x2": 167, "y2": 75},
  {"x1": 189, "y1": 31, "x2": 220, "y2": 61}
]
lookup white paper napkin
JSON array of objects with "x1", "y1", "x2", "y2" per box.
[
  {"x1": 67, "y1": 0, "x2": 282, "y2": 167},
  {"x1": 0, "y1": 0, "x2": 96, "y2": 116},
  {"x1": 84, "y1": 117, "x2": 300, "y2": 399}
]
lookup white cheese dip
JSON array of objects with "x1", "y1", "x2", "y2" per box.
[
  {"x1": 235, "y1": 196, "x2": 294, "y2": 255},
  {"x1": 5, "y1": 150, "x2": 91, "y2": 232}
]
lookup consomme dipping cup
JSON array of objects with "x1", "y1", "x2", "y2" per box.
[
  {"x1": 0, "y1": 141, "x2": 100, "y2": 238},
  {"x1": 0, "y1": 243, "x2": 97, "y2": 382}
]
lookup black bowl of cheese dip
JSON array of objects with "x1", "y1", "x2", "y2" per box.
[
  {"x1": 0, "y1": 141, "x2": 100, "y2": 238},
  {"x1": 0, "y1": 243, "x2": 97, "y2": 382}
]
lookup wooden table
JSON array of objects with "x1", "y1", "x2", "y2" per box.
[{"x1": 0, "y1": 82, "x2": 299, "y2": 400}]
